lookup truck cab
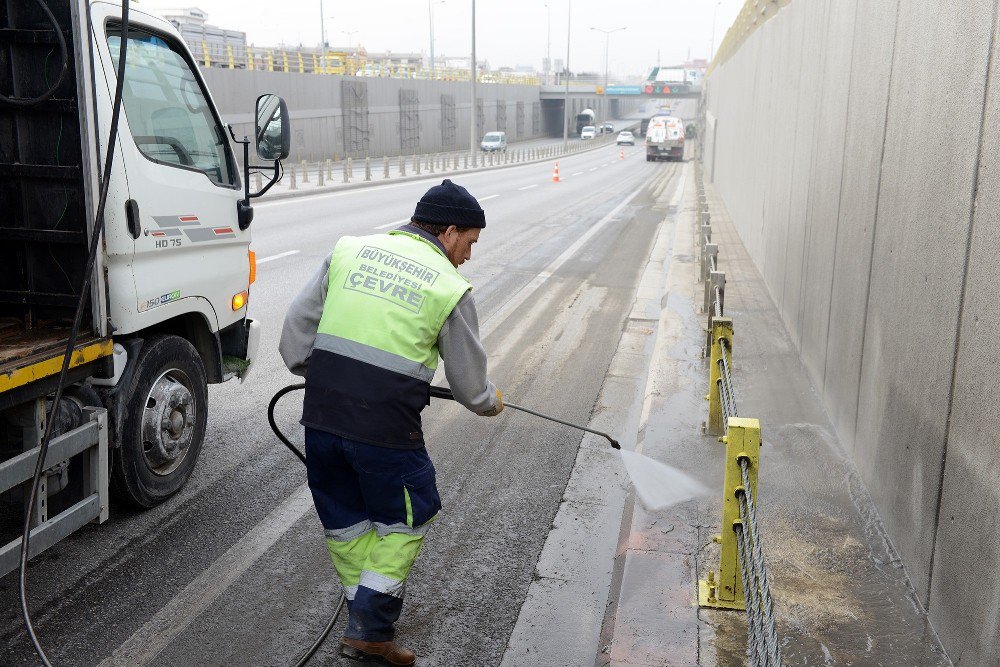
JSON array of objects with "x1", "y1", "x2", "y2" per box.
[{"x1": 1, "y1": 0, "x2": 289, "y2": 574}]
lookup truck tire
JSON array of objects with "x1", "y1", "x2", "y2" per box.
[{"x1": 111, "y1": 335, "x2": 207, "y2": 508}]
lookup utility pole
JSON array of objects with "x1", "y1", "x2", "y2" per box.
[
  {"x1": 470, "y1": 0, "x2": 477, "y2": 166},
  {"x1": 562, "y1": 0, "x2": 571, "y2": 150}
]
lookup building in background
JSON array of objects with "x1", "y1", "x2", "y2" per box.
[{"x1": 156, "y1": 7, "x2": 247, "y2": 67}]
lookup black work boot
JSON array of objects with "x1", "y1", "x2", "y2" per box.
[{"x1": 340, "y1": 637, "x2": 416, "y2": 666}]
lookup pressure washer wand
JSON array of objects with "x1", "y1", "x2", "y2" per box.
[{"x1": 429, "y1": 386, "x2": 620, "y2": 449}]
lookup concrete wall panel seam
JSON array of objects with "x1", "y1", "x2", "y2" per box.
[
  {"x1": 848, "y1": 0, "x2": 903, "y2": 452},
  {"x1": 818, "y1": 0, "x2": 862, "y2": 394},
  {"x1": 791, "y1": 0, "x2": 834, "y2": 358},
  {"x1": 924, "y1": 0, "x2": 1000, "y2": 615}
]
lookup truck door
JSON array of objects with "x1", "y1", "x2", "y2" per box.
[{"x1": 91, "y1": 5, "x2": 245, "y2": 334}]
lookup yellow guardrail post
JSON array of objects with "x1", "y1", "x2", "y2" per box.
[
  {"x1": 267, "y1": 50, "x2": 274, "y2": 72},
  {"x1": 699, "y1": 417, "x2": 761, "y2": 610},
  {"x1": 706, "y1": 317, "x2": 733, "y2": 436},
  {"x1": 282, "y1": 50, "x2": 290, "y2": 73}
]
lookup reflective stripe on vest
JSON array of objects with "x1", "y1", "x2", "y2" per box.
[{"x1": 317, "y1": 231, "x2": 470, "y2": 374}]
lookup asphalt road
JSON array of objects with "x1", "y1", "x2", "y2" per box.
[{"x1": 0, "y1": 141, "x2": 684, "y2": 666}]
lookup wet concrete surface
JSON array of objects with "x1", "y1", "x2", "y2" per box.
[{"x1": 599, "y1": 170, "x2": 950, "y2": 666}]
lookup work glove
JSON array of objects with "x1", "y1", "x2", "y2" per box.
[{"x1": 478, "y1": 389, "x2": 504, "y2": 417}]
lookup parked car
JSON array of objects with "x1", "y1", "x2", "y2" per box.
[
  {"x1": 602, "y1": 121, "x2": 614, "y2": 133},
  {"x1": 616, "y1": 130, "x2": 635, "y2": 146},
  {"x1": 580, "y1": 125, "x2": 597, "y2": 139},
  {"x1": 480, "y1": 131, "x2": 507, "y2": 152}
]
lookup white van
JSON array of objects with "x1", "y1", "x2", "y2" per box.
[
  {"x1": 580, "y1": 125, "x2": 597, "y2": 139},
  {"x1": 480, "y1": 131, "x2": 507, "y2": 152}
]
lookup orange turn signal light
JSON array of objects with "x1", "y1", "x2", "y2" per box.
[
  {"x1": 232, "y1": 291, "x2": 248, "y2": 311},
  {"x1": 248, "y1": 250, "x2": 257, "y2": 285}
]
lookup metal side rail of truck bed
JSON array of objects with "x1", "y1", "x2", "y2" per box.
[{"x1": 0, "y1": 404, "x2": 109, "y2": 577}]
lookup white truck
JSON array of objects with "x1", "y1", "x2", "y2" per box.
[
  {"x1": 0, "y1": 0, "x2": 290, "y2": 576},
  {"x1": 645, "y1": 115, "x2": 685, "y2": 162}
]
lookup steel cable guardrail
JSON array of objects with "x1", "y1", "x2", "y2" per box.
[{"x1": 695, "y1": 164, "x2": 783, "y2": 667}]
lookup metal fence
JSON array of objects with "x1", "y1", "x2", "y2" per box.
[
  {"x1": 695, "y1": 164, "x2": 783, "y2": 667},
  {"x1": 272, "y1": 128, "x2": 626, "y2": 193}
]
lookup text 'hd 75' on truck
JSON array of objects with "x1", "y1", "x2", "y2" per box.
[{"x1": 1, "y1": 0, "x2": 291, "y2": 576}]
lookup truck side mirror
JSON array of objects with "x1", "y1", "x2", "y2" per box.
[{"x1": 255, "y1": 94, "x2": 290, "y2": 161}]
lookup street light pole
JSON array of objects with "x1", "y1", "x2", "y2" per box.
[
  {"x1": 590, "y1": 26, "x2": 626, "y2": 92},
  {"x1": 544, "y1": 3, "x2": 551, "y2": 85},
  {"x1": 470, "y1": 0, "x2": 477, "y2": 166},
  {"x1": 319, "y1": 0, "x2": 327, "y2": 73},
  {"x1": 562, "y1": 0, "x2": 570, "y2": 150},
  {"x1": 429, "y1": 0, "x2": 444, "y2": 76},
  {"x1": 710, "y1": 1, "x2": 721, "y2": 61}
]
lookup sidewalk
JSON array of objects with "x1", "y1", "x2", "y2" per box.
[{"x1": 501, "y1": 162, "x2": 952, "y2": 665}]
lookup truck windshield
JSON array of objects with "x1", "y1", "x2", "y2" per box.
[{"x1": 107, "y1": 27, "x2": 235, "y2": 187}]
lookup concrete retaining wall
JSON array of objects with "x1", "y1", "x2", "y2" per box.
[
  {"x1": 704, "y1": 1, "x2": 1000, "y2": 663},
  {"x1": 199, "y1": 68, "x2": 637, "y2": 161}
]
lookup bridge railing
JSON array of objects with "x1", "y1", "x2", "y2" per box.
[
  {"x1": 696, "y1": 164, "x2": 783, "y2": 667},
  {"x1": 192, "y1": 42, "x2": 540, "y2": 84}
]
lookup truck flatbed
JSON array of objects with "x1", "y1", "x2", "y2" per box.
[{"x1": 0, "y1": 319, "x2": 111, "y2": 408}]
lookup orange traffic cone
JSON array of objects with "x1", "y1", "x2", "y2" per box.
[
  {"x1": 552, "y1": 161, "x2": 560, "y2": 182},
  {"x1": 619, "y1": 149, "x2": 624, "y2": 160}
]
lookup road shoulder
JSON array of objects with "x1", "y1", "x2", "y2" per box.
[{"x1": 499, "y1": 162, "x2": 690, "y2": 667}]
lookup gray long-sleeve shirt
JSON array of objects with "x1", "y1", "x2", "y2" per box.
[{"x1": 278, "y1": 233, "x2": 498, "y2": 414}]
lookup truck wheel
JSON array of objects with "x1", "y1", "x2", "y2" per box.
[{"x1": 111, "y1": 335, "x2": 207, "y2": 508}]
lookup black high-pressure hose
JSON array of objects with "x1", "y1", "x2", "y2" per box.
[
  {"x1": 14, "y1": 6, "x2": 341, "y2": 664},
  {"x1": 263, "y1": 378, "x2": 621, "y2": 665},
  {"x1": 17, "y1": 2, "x2": 130, "y2": 665},
  {"x1": 0, "y1": 0, "x2": 68, "y2": 107},
  {"x1": 267, "y1": 383, "x2": 346, "y2": 667}
]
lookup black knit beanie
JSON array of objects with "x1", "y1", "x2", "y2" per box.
[{"x1": 412, "y1": 179, "x2": 486, "y2": 228}]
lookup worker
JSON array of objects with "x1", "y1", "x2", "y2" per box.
[{"x1": 279, "y1": 179, "x2": 503, "y2": 666}]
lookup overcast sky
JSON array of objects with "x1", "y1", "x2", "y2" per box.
[{"x1": 143, "y1": 0, "x2": 745, "y2": 77}]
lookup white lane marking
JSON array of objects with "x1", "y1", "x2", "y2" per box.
[
  {"x1": 98, "y1": 485, "x2": 315, "y2": 667},
  {"x1": 518, "y1": 184, "x2": 538, "y2": 191},
  {"x1": 479, "y1": 194, "x2": 500, "y2": 201},
  {"x1": 589, "y1": 167, "x2": 597, "y2": 172},
  {"x1": 375, "y1": 218, "x2": 410, "y2": 230},
  {"x1": 480, "y1": 178, "x2": 653, "y2": 337},
  {"x1": 572, "y1": 172, "x2": 584, "y2": 176},
  {"x1": 256, "y1": 250, "x2": 299, "y2": 264},
  {"x1": 601, "y1": 163, "x2": 609, "y2": 167}
]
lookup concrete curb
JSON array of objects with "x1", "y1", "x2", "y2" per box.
[{"x1": 256, "y1": 126, "x2": 640, "y2": 203}]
